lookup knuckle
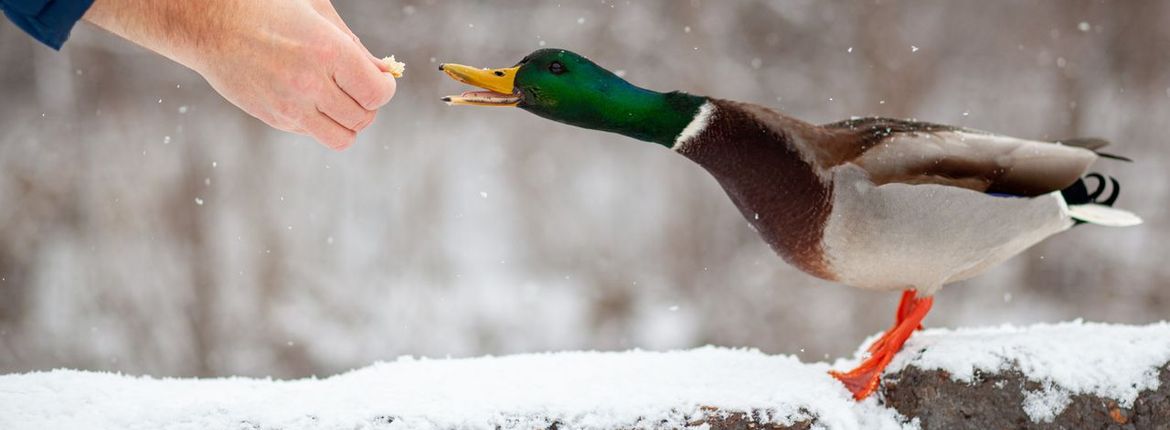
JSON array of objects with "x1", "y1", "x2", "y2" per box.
[
  {"x1": 315, "y1": 133, "x2": 339, "y2": 150},
  {"x1": 334, "y1": 109, "x2": 365, "y2": 131},
  {"x1": 363, "y1": 80, "x2": 395, "y2": 109},
  {"x1": 355, "y1": 87, "x2": 383, "y2": 110},
  {"x1": 330, "y1": 132, "x2": 356, "y2": 151},
  {"x1": 343, "y1": 118, "x2": 363, "y2": 132},
  {"x1": 354, "y1": 111, "x2": 376, "y2": 131}
]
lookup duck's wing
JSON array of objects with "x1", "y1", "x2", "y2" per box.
[{"x1": 809, "y1": 117, "x2": 1102, "y2": 197}]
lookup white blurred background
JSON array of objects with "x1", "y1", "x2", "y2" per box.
[{"x1": 1, "y1": 0, "x2": 1168, "y2": 378}]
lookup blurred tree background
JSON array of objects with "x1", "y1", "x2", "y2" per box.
[{"x1": 1, "y1": 0, "x2": 1168, "y2": 378}]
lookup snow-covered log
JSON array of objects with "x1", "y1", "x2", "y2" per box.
[{"x1": 2, "y1": 321, "x2": 1168, "y2": 430}]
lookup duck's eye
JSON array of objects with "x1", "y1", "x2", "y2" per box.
[{"x1": 548, "y1": 61, "x2": 566, "y2": 75}]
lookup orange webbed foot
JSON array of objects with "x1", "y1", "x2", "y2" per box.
[{"x1": 828, "y1": 365, "x2": 884, "y2": 400}]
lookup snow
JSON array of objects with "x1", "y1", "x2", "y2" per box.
[
  {"x1": 881, "y1": 320, "x2": 1170, "y2": 422},
  {"x1": 3, "y1": 321, "x2": 1168, "y2": 430},
  {"x1": 1, "y1": 348, "x2": 906, "y2": 430}
]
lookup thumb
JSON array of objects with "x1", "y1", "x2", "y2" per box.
[{"x1": 312, "y1": 1, "x2": 392, "y2": 73}]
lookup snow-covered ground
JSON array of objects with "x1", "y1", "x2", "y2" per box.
[
  {"x1": 883, "y1": 320, "x2": 1170, "y2": 422},
  {"x1": 3, "y1": 321, "x2": 1168, "y2": 430}
]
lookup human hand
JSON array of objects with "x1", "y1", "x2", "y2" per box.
[
  {"x1": 193, "y1": 0, "x2": 397, "y2": 150},
  {"x1": 85, "y1": 0, "x2": 397, "y2": 150}
]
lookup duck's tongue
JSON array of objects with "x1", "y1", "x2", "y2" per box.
[{"x1": 442, "y1": 90, "x2": 521, "y2": 107}]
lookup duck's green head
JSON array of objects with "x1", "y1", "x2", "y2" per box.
[{"x1": 440, "y1": 49, "x2": 706, "y2": 146}]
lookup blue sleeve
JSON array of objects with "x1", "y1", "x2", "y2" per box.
[{"x1": 1, "y1": 0, "x2": 96, "y2": 50}]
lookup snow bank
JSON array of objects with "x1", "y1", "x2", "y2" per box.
[
  {"x1": 0, "y1": 347, "x2": 906, "y2": 430},
  {"x1": 883, "y1": 320, "x2": 1170, "y2": 422},
  {"x1": 3, "y1": 321, "x2": 1168, "y2": 430}
]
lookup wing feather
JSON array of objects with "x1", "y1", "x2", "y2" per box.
[{"x1": 816, "y1": 118, "x2": 1100, "y2": 196}]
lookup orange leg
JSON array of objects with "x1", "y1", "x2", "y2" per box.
[
  {"x1": 895, "y1": 290, "x2": 922, "y2": 328},
  {"x1": 867, "y1": 290, "x2": 925, "y2": 355},
  {"x1": 830, "y1": 290, "x2": 933, "y2": 400}
]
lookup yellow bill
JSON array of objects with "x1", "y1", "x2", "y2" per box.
[{"x1": 439, "y1": 63, "x2": 521, "y2": 107}]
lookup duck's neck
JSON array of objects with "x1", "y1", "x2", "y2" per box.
[{"x1": 525, "y1": 83, "x2": 707, "y2": 147}]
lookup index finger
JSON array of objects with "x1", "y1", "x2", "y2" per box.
[{"x1": 333, "y1": 50, "x2": 397, "y2": 110}]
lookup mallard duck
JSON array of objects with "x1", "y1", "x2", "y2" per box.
[{"x1": 438, "y1": 49, "x2": 1142, "y2": 400}]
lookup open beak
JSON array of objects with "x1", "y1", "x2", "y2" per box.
[{"x1": 439, "y1": 63, "x2": 521, "y2": 107}]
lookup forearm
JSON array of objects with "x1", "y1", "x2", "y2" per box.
[{"x1": 82, "y1": 0, "x2": 233, "y2": 71}]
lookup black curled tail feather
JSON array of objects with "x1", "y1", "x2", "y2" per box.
[
  {"x1": 1062, "y1": 173, "x2": 1121, "y2": 206},
  {"x1": 1062, "y1": 173, "x2": 1123, "y2": 225}
]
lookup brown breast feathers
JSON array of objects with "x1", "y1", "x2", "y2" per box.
[{"x1": 675, "y1": 99, "x2": 836, "y2": 281}]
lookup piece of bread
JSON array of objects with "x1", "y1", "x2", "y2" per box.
[{"x1": 382, "y1": 56, "x2": 405, "y2": 78}]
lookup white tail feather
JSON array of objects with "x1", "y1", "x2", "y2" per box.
[{"x1": 1068, "y1": 204, "x2": 1143, "y2": 227}]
